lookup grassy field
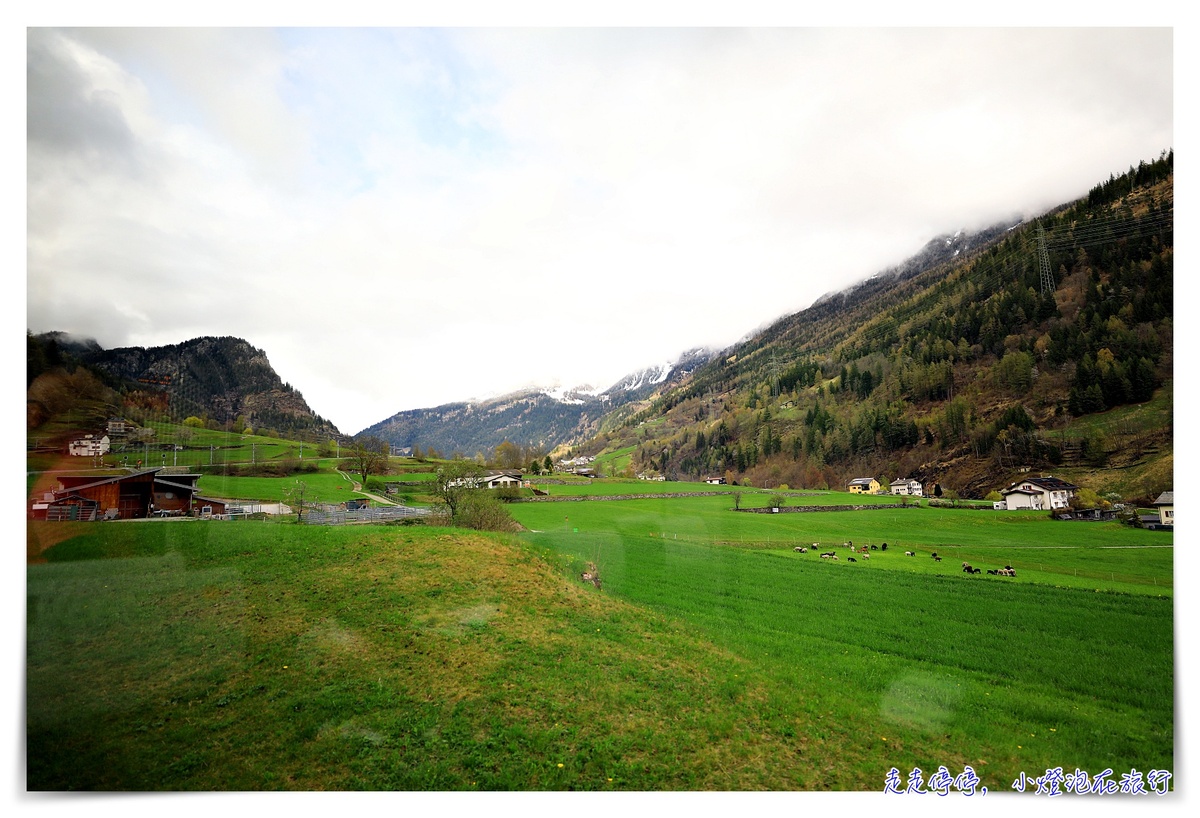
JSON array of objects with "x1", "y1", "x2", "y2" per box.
[
  {"x1": 26, "y1": 487, "x2": 1174, "y2": 792},
  {"x1": 198, "y1": 470, "x2": 374, "y2": 506},
  {"x1": 510, "y1": 495, "x2": 1171, "y2": 593}
]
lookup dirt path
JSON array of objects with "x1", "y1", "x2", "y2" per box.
[{"x1": 337, "y1": 470, "x2": 396, "y2": 506}]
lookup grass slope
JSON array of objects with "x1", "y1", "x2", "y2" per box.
[
  {"x1": 27, "y1": 521, "x2": 841, "y2": 790},
  {"x1": 27, "y1": 509, "x2": 1172, "y2": 792}
]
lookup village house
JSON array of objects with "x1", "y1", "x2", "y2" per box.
[
  {"x1": 482, "y1": 470, "x2": 523, "y2": 489},
  {"x1": 67, "y1": 433, "x2": 110, "y2": 457},
  {"x1": 704, "y1": 475, "x2": 727, "y2": 485},
  {"x1": 889, "y1": 478, "x2": 923, "y2": 497},
  {"x1": 848, "y1": 477, "x2": 881, "y2": 494},
  {"x1": 1153, "y1": 490, "x2": 1173, "y2": 528},
  {"x1": 1000, "y1": 475, "x2": 1079, "y2": 511}
]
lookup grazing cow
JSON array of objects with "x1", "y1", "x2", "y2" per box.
[
  {"x1": 870, "y1": 544, "x2": 878, "y2": 551},
  {"x1": 848, "y1": 557, "x2": 857, "y2": 562},
  {"x1": 931, "y1": 552, "x2": 938, "y2": 559},
  {"x1": 794, "y1": 546, "x2": 808, "y2": 553},
  {"x1": 934, "y1": 556, "x2": 942, "y2": 562},
  {"x1": 905, "y1": 551, "x2": 915, "y2": 557},
  {"x1": 972, "y1": 568, "x2": 981, "y2": 574},
  {"x1": 861, "y1": 553, "x2": 870, "y2": 560},
  {"x1": 881, "y1": 543, "x2": 888, "y2": 551},
  {"x1": 962, "y1": 563, "x2": 974, "y2": 573}
]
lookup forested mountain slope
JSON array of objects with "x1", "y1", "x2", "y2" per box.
[
  {"x1": 578, "y1": 153, "x2": 1173, "y2": 503},
  {"x1": 27, "y1": 334, "x2": 342, "y2": 441}
]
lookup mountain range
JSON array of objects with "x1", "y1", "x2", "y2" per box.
[
  {"x1": 28, "y1": 153, "x2": 1173, "y2": 504},
  {"x1": 358, "y1": 347, "x2": 717, "y2": 457}
]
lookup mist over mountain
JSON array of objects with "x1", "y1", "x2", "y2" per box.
[
  {"x1": 356, "y1": 219, "x2": 1036, "y2": 460},
  {"x1": 571, "y1": 154, "x2": 1172, "y2": 501},
  {"x1": 358, "y1": 348, "x2": 718, "y2": 457}
]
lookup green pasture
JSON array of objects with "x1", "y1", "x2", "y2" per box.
[
  {"x1": 1051, "y1": 381, "x2": 1173, "y2": 443},
  {"x1": 592, "y1": 445, "x2": 636, "y2": 475},
  {"x1": 527, "y1": 478, "x2": 743, "y2": 497},
  {"x1": 512, "y1": 498, "x2": 1172, "y2": 787},
  {"x1": 106, "y1": 424, "x2": 325, "y2": 470},
  {"x1": 26, "y1": 514, "x2": 1173, "y2": 791},
  {"x1": 508, "y1": 495, "x2": 1171, "y2": 593},
  {"x1": 196, "y1": 470, "x2": 359, "y2": 505},
  {"x1": 195, "y1": 470, "x2": 442, "y2": 508}
]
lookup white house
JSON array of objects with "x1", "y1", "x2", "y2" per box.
[
  {"x1": 482, "y1": 470, "x2": 523, "y2": 489},
  {"x1": 68, "y1": 434, "x2": 110, "y2": 457},
  {"x1": 443, "y1": 470, "x2": 523, "y2": 490},
  {"x1": 889, "y1": 478, "x2": 923, "y2": 497},
  {"x1": 1153, "y1": 491, "x2": 1173, "y2": 527},
  {"x1": 1000, "y1": 475, "x2": 1078, "y2": 511}
]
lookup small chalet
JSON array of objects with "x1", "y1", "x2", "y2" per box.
[
  {"x1": 1000, "y1": 475, "x2": 1078, "y2": 511},
  {"x1": 889, "y1": 478, "x2": 923, "y2": 497},
  {"x1": 848, "y1": 477, "x2": 880, "y2": 495},
  {"x1": 704, "y1": 476, "x2": 727, "y2": 485},
  {"x1": 40, "y1": 468, "x2": 206, "y2": 520},
  {"x1": 1152, "y1": 491, "x2": 1174, "y2": 529}
]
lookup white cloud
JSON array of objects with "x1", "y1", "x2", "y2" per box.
[{"x1": 26, "y1": 26, "x2": 1174, "y2": 434}]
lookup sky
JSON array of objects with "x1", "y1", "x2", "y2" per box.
[{"x1": 25, "y1": 19, "x2": 1176, "y2": 436}]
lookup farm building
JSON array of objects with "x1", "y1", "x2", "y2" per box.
[
  {"x1": 848, "y1": 477, "x2": 880, "y2": 494},
  {"x1": 1000, "y1": 475, "x2": 1079, "y2": 511},
  {"x1": 704, "y1": 476, "x2": 727, "y2": 485},
  {"x1": 889, "y1": 478, "x2": 923, "y2": 496},
  {"x1": 35, "y1": 468, "x2": 208, "y2": 520}
]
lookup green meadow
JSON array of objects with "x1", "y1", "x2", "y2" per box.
[
  {"x1": 25, "y1": 485, "x2": 1174, "y2": 792},
  {"x1": 198, "y1": 470, "x2": 378, "y2": 506}
]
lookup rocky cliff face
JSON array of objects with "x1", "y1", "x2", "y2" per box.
[{"x1": 61, "y1": 335, "x2": 342, "y2": 438}]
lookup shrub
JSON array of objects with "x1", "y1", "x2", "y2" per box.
[
  {"x1": 494, "y1": 486, "x2": 522, "y2": 503},
  {"x1": 453, "y1": 491, "x2": 521, "y2": 532}
]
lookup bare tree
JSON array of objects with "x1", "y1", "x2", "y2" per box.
[{"x1": 349, "y1": 435, "x2": 389, "y2": 486}]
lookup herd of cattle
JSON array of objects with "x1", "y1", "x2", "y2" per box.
[{"x1": 791, "y1": 541, "x2": 1017, "y2": 577}]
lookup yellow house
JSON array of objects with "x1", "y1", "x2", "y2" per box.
[{"x1": 848, "y1": 477, "x2": 880, "y2": 494}]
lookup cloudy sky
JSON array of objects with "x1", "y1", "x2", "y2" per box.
[{"x1": 26, "y1": 22, "x2": 1174, "y2": 435}]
